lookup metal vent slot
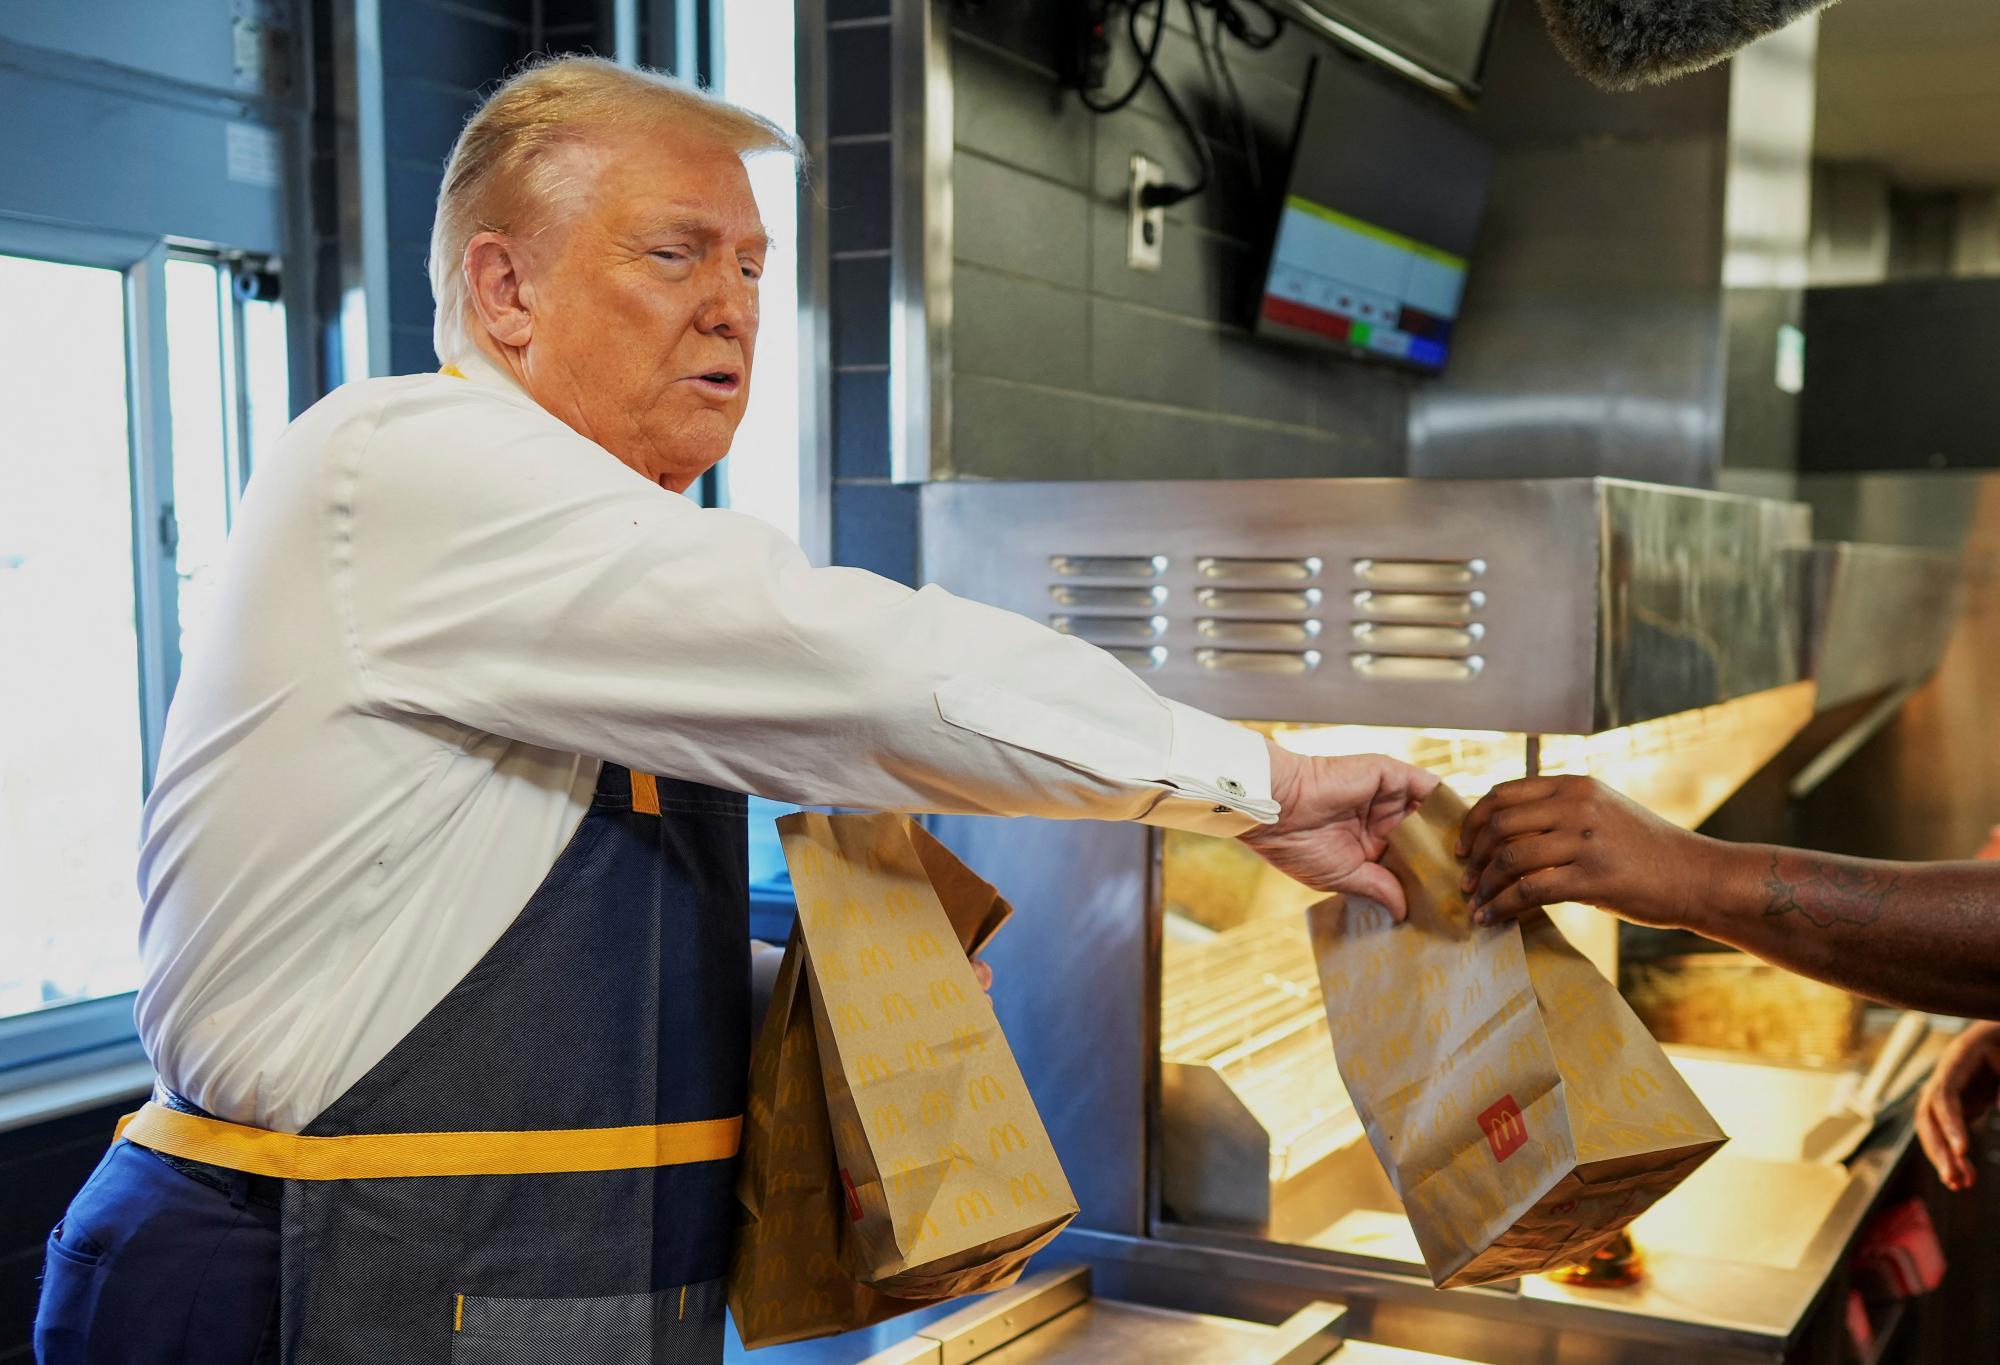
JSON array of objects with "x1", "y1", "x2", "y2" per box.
[
  {"x1": 1352, "y1": 557, "x2": 1486, "y2": 587},
  {"x1": 1197, "y1": 618, "x2": 1322, "y2": 646},
  {"x1": 1050, "y1": 584, "x2": 1168, "y2": 609},
  {"x1": 1350, "y1": 622, "x2": 1483, "y2": 652},
  {"x1": 1195, "y1": 587, "x2": 1322, "y2": 614},
  {"x1": 1350, "y1": 590, "x2": 1486, "y2": 621},
  {"x1": 1049, "y1": 554, "x2": 1168, "y2": 579},
  {"x1": 1108, "y1": 646, "x2": 1169, "y2": 673},
  {"x1": 1195, "y1": 556, "x2": 1322, "y2": 583},
  {"x1": 1197, "y1": 648, "x2": 1323, "y2": 675},
  {"x1": 1051, "y1": 614, "x2": 1168, "y2": 644},
  {"x1": 1349, "y1": 653, "x2": 1485, "y2": 681}
]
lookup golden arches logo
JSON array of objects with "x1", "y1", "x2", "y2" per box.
[
  {"x1": 913, "y1": 1212, "x2": 941, "y2": 1244},
  {"x1": 1328, "y1": 1014, "x2": 1354, "y2": 1043},
  {"x1": 805, "y1": 1252, "x2": 842, "y2": 1279},
  {"x1": 1506, "y1": 1034, "x2": 1539, "y2": 1073},
  {"x1": 883, "y1": 888, "x2": 922, "y2": 919},
  {"x1": 817, "y1": 949, "x2": 849, "y2": 983},
  {"x1": 1320, "y1": 968, "x2": 1349, "y2": 997},
  {"x1": 857, "y1": 946, "x2": 893, "y2": 977},
  {"x1": 767, "y1": 1209, "x2": 795, "y2": 1236},
  {"x1": 906, "y1": 1039, "x2": 938, "y2": 1071},
  {"x1": 906, "y1": 932, "x2": 946, "y2": 963},
  {"x1": 757, "y1": 1253, "x2": 791, "y2": 1288},
  {"x1": 968, "y1": 1074, "x2": 1007, "y2": 1109},
  {"x1": 793, "y1": 843, "x2": 826, "y2": 878},
  {"x1": 919, "y1": 1090, "x2": 952, "y2": 1125},
  {"x1": 1433, "y1": 1091, "x2": 1462, "y2": 1125},
  {"x1": 1469, "y1": 1062, "x2": 1498, "y2": 1094},
  {"x1": 779, "y1": 1073, "x2": 810, "y2": 1107},
  {"x1": 774, "y1": 1123, "x2": 811, "y2": 1153},
  {"x1": 872, "y1": 1103, "x2": 908, "y2": 1139},
  {"x1": 837, "y1": 1004, "x2": 871, "y2": 1035},
  {"x1": 955, "y1": 1191, "x2": 996, "y2": 1226},
  {"x1": 841, "y1": 897, "x2": 874, "y2": 928},
  {"x1": 1365, "y1": 995, "x2": 1394, "y2": 1025},
  {"x1": 1009, "y1": 1173, "x2": 1049, "y2": 1206},
  {"x1": 888, "y1": 1155, "x2": 924, "y2": 1195},
  {"x1": 853, "y1": 1052, "x2": 892, "y2": 1085},
  {"x1": 949, "y1": 1025, "x2": 986, "y2": 1059},
  {"x1": 929, "y1": 976, "x2": 966, "y2": 1009},
  {"x1": 803, "y1": 1290, "x2": 833, "y2": 1316},
  {"x1": 881, "y1": 992, "x2": 918, "y2": 1025},
  {"x1": 939, "y1": 1141, "x2": 976, "y2": 1172},
  {"x1": 800, "y1": 897, "x2": 834, "y2": 930},
  {"x1": 1617, "y1": 1068, "x2": 1661, "y2": 1107},
  {"x1": 772, "y1": 1169, "x2": 810, "y2": 1193},
  {"x1": 1379, "y1": 1034, "x2": 1411, "y2": 1067},
  {"x1": 1424, "y1": 1007, "x2": 1452, "y2": 1043},
  {"x1": 1585, "y1": 1024, "x2": 1621, "y2": 1066},
  {"x1": 988, "y1": 1123, "x2": 1027, "y2": 1157},
  {"x1": 1461, "y1": 976, "x2": 1485, "y2": 1009}
]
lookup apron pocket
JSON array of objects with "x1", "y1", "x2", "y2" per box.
[
  {"x1": 34, "y1": 1224, "x2": 108, "y2": 1362},
  {"x1": 450, "y1": 1276, "x2": 725, "y2": 1365}
]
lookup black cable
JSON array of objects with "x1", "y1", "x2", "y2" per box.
[
  {"x1": 1136, "y1": 2, "x2": 1216, "y2": 208},
  {"x1": 1078, "y1": 0, "x2": 1168, "y2": 115},
  {"x1": 1202, "y1": 0, "x2": 1264, "y2": 195}
]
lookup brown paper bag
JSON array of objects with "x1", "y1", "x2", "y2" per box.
[
  {"x1": 728, "y1": 813, "x2": 1077, "y2": 1347},
  {"x1": 1306, "y1": 784, "x2": 1727, "y2": 1288}
]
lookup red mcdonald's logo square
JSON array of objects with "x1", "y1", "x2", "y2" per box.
[{"x1": 1478, "y1": 1095, "x2": 1528, "y2": 1162}]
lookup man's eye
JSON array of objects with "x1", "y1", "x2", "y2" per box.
[
  {"x1": 741, "y1": 261, "x2": 763, "y2": 281},
  {"x1": 651, "y1": 249, "x2": 689, "y2": 263}
]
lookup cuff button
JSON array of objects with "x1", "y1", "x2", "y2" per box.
[{"x1": 1219, "y1": 777, "x2": 1246, "y2": 798}]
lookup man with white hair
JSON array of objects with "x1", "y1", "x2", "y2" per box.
[{"x1": 34, "y1": 57, "x2": 1432, "y2": 1364}]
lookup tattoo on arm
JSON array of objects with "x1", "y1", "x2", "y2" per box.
[{"x1": 1761, "y1": 850, "x2": 1899, "y2": 928}]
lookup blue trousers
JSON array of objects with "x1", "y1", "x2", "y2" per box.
[{"x1": 35, "y1": 1141, "x2": 280, "y2": 1364}]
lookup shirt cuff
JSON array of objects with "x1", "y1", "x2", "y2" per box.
[{"x1": 1141, "y1": 702, "x2": 1278, "y2": 837}]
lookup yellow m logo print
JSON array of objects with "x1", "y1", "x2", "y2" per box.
[
  {"x1": 872, "y1": 1103, "x2": 908, "y2": 1139},
  {"x1": 881, "y1": 992, "x2": 918, "y2": 1024},
  {"x1": 949, "y1": 1025, "x2": 986, "y2": 1059},
  {"x1": 1009, "y1": 1173, "x2": 1049, "y2": 1206},
  {"x1": 853, "y1": 1052, "x2": 892, "y2": 1085},
  {"x1": 888, "y1": 1155, "x2": 923, "y2": 1195},
  {"x1": 955, "y1": 1191, "x2": 996, "y2": 1226},
  {"x1": 919, "y1": 1090, "x2": 952, "y2": 1125},
  {"x1": 913, "y1": 1212, "x2": 940, "y2": 1243},
  {"x1": 939, "y1": 1141, "x2": 976, "y2": 1172},
  {"x1": 857, "y1": 946, "x2": 893, "y2": 978},
  {"x1": 929, "y1": 976, "x2": 966, "y2": 1009},
  {"x1": 883, "y1": 888, "x2": 921, "y2": 919},
  {"x1": 841, "y1": 897, "x2": 874, "y2": 928},
  {"x1": 967, "y1": 1074, "x2": 1007, "y2": 1109},
  {"x1": 836, "y1": 1004, "x2": 870, "y2": 1035},
  {"x1": 1424, "y1": 1007, "x2": 1452, "y2": 1043},
  {"x1": 1618, "y1": 1068, "x2": 1661, "y2": 1107},
  {"x1": 1379, "y1": 1033, "x2": 1411, "y2": 1067},
  {"x1": 906, "y1": 931, "x2": 945, "y2": 963},
  {"x1": 906, "y1": 1039, "x2": 937, "y2": 1071},
  {"x1": 988, "y1": 1123, "x2": 1027, "y2": 1157},
  {"x1": 1417, "y1": 963, "x2": 1446, "y2": 995}
]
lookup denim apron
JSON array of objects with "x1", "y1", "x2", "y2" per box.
[{"x1": 49, "y1": 762, "x2": 749, "y2": 1365}]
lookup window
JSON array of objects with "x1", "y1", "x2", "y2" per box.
[
  {"x1": 0, "y1": 243, "x2": 288, "y2": 1070},
  {"x1": 0, "y1": 255, "x2": 147, "y2": 1020},
  {"x1": 716, "y1": 0, "x2": 802, "y2": 548}
]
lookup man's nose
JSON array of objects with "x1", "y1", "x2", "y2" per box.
[{"x1": 694, "y1": 258, "x2": 754, "y2": 337}]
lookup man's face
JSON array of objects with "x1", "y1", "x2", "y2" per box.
[{"x1": 516, "y1": 132, "x2": 766, "y2": 492}]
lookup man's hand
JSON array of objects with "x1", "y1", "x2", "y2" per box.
[
  {"x1": 972, "y1": 958, "x2": 993, "y2": 993},
  {"x1": 1238, "y1": 745, "x2": 1438, "y2": 918},
  {"x1": 1918, "y1": 1020, "x2": 2000, "y2": 1191},
  {"x1": 1456, "y1": 775, "x2": 1705, "y2": 929}
]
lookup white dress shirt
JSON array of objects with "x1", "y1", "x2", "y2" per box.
[{"x1": 135, "y1": 352, "x2": 1277, "y2": 1134}]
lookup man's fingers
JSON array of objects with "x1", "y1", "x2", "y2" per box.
[
  {"x1": 972, "y1": 958, "x2": 994, "y2": 993},
  {"x1": 1917, "y1": 1102, "x2": 1957, "y2": 1188},
  {"x1": 1462, "y1": 801, "x2": 1563, "y2": 883},
  {"x1": 1336, "y1": 860, "x2": 1410, "y2": 923},
  {"x1": 1470, "y1": 864, "x2": 1582, "y2": 926},
  {"x1": 1458, "y1": 778, "x2": 1561, "y2": 855},
  {"x1": 1470, "y1": 833, "x2": 1585, "y2": 910}
]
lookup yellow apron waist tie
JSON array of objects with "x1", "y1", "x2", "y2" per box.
[{"x1": 114, "y1": 1101, "x2": 741, "y2": 1181}]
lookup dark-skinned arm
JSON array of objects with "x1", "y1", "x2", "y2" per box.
[{"x1": 1455, "y1": 775, "x2": 2000, "y2": 1019}]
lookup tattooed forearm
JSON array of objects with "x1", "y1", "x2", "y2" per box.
[{"x1": 1760, "y1": 850, "x2": 1899, "y2": 928}]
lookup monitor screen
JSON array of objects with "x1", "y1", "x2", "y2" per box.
[
  {"x1": 1275, "y1": 0, "x2": 1507, "y2": 95},
  {"x1": 1255, "y1": 57, "x2": 1494, "y2": 376}
]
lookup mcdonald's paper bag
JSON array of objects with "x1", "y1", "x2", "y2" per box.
[
  {"x1": 1306, "y1": 784, "x2": 1727, "y2": 1289},
  {"x1": 728, "y1": 813, "x2": 1078, "y2": 1347}
]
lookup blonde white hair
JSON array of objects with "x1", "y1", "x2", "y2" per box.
[{"x1": 429, "y1": 54, "x2": 800, "y2": 363}]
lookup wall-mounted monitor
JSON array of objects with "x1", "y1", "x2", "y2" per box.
[
  {"x1": 1270, "y1": 0, "x2": 1509, "y2": 100},
  {"x1": 1255, "y1": 56, "x2": 1494, "y2": 377}
]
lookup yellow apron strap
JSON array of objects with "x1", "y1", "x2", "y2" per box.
[
  {"x1": 439, "y1": 363, "x2": 467, "y2": 379},
  {"x1": 630, "y1": 769, "x2": 661, "y2": 815},
  {"x1": 114, "y1": 1101, "x2": 740, "y2": 1181}
]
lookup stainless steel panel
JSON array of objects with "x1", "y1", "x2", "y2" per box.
[
  {"x1": 909, "y1": 1265, "x2": 1091, "y2": 1365},
  {"x1": 1198, "y1": 619, "x2": 1324, "y2": 646},
  {"x1": 924, "y1": 816, "x2": 1154, "y2": 1237},
  {"x1": 922, "y1": 478, "x2": 1808, "y2": 733},
  {"x1": 1797, "y1": 541, "x2": 1962, "y2": 711}
]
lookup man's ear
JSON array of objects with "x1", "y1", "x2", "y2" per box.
[{"x1": 465, "y1": 232, "x2": 535, "y2": 348}]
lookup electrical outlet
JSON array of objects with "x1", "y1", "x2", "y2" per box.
[{"x1": 1128, "y1": 154, "x2": 1165, "y2": 272}]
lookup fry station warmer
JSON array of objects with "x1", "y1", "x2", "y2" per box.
[{"x1": 874, "y1": 478, "x2": 1962, "y2": 1365}]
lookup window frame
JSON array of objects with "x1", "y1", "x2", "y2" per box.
[{"x1": 0, "y1": 219, "x2": 275, "y2": 1105}]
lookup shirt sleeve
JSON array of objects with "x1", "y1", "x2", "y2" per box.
[{"x1": 338, "y1": 387, "x2": 1276, "y2": 835}]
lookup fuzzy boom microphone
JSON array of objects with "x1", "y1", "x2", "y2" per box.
[{"x1": 1536, "y1": 0, "x2": 1840, "y2": 90}]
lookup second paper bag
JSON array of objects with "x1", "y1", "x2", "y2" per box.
[{"x1": 1306, "y1": 784, "x2": 1727, "y2": 1288}]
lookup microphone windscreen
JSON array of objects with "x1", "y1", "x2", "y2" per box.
[{"x1": 1535, "y1": 0, "x2": 1838, "y2": 91}]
